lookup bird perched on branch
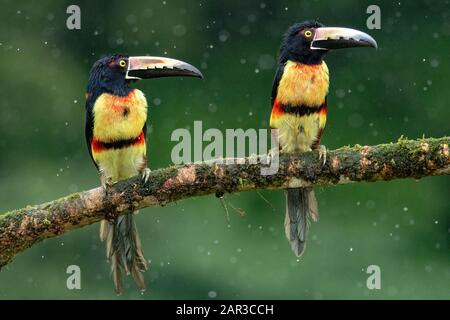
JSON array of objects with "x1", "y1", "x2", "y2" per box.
[
  {"x1": 85, "y1": 54, "x2": 202, "y2": 293},
  {"x1": 270, "y1": 21, "x2": 377, "y2": 257}
]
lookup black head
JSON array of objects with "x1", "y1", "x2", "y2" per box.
[
  {"x1": 278, "y1": 20, "x2": 378, "y2": 65},
  {"x1": 87, "y1": 54, "x2": 131, "y2": 97},
  {"x1": 279, "y1": 20, "x2": 326, "y2": 65}
]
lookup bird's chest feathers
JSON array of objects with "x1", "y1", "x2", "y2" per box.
[
  {"x1": 92, "y1": 89, "x2": 147, "y2": 142},
  {"x1": 277, "y1": 60, "x2": 329, "y2": 107}
]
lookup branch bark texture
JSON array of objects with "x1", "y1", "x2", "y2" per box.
[{"x1": 0, "y1": 137, "x2": 449, "y2": 268}]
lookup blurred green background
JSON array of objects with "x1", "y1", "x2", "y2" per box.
[{"x1": 0, "y1": 0, "x2": 449, "y2": 299}]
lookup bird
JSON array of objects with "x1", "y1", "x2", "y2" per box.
[
  {"x1": 269, "y1": 21, "x2": 377, "y2": 257},
  {"x1": 85, "y1": 54, "x2": 202, "y2": 293}
]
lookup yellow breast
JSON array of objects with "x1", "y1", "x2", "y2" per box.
[
  {"x1": 93, "y1": 144, "x2": 147, "y2": 181},
  {"x1": 92, "y1": 89, "x2": 148, "y2": 142},
  {"x1": 276, "y1": 60, "x2": 329, "y2": 107},
  {"x1": 275, "y1": 113, "x2": 322, "y2": 153}
]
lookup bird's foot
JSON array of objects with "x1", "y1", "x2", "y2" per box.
[
  {"x1": 266, "y1": 147, "x2": 279, "y2": 163},
  {"x1": 101, "y1": 176, "x2": 114, "y2": 190},
  {"x1": 318, "y1": 145, "x2": 327, "y2": 166},
  {"x1": 141, "y1": 168, "x2": 151, "y2": 184},
  {"x1": 268, "y1": 146, "x2": 280, "y2": 157}
]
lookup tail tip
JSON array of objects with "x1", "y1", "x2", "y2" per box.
[{"x1": 291, "y1": 241, "x2": 306, "y2": 258}]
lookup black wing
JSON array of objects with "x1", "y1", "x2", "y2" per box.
[
  {"x1": 142, "y1": 120, "x2": 147, "y2": 140},
  {"x1": 271, "y1": 63, "x2": 285, "y2": 107},
  {"x1": 85, "y1": 100, "x2": 99, "y2": 170},
  {"x1": 142, "y1": 121, "x2": 148, "y2": 168}
]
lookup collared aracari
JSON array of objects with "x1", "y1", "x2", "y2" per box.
[
  {"x1": 85, "y1": 54, "x2": 202, "y2": 293},
  {"x1": 270, "y1": 21, "x2": 377, "y2": 257}
]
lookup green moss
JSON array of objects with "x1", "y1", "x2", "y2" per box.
[
  {"x1": 65, "y1": 193, "x2": 82, "y2": 201},
  {"x1": 1, "y1": 137, "x2": 449, "y2": 271}
]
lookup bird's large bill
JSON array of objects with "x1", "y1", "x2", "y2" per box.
[
  {"x1": 311, "y1": 27, "x2": 378, "y2": 50},
  {"x1": 126, "y1": 56, "x2": 203, "y2": 80}
]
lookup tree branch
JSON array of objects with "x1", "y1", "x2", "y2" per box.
[{"x1": 0, "y1": 137, "x2": 449, "y2": 268}]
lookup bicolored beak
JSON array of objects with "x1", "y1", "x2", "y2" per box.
[
  {"x1": 311, "y1": 27, "x2": 377, "y2": 50},
  {"x1": 126, "y1": 56, "x2": 203, "y2": 80}
]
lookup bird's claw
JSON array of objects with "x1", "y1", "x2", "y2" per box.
[
  {"x1": 267, "y1": 147, "x2": 279, "y2": 162},
  {"x1": 141, "y1": 168, "x2": 151, "y2": 184},
  {"x1": 101, "y1": 176, "x2": 114, "y2": 190},
  {"x1": 318, "y1": 145, "x2": 327, "y2": 166}
]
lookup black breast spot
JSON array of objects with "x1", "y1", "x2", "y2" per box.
[{"x1": 122, "y1": 106, "x2": 130, "y2": 117}]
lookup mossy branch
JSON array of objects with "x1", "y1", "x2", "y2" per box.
[{"x1": 0, "y1": 137, "x2": 449, "y2": 268}]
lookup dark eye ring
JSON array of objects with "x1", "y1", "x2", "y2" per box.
[
  {"x1": 119, "y1": 59, "x2": 127, "y2": 68},
  {"x1": 304, "y1": 30, "x2": 313, "y2": 37}
]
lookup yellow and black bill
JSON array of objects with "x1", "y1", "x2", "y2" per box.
[
  {"x1": 311, "y1": 27, "x2": 377, "y2": 50},
  {"x1": 125, "y1": 56, "x2": 203, "y2": 80}
]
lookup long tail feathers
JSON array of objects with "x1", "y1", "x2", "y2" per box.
[
  {"x1": 100, "y1": 213, "x2": 148, "y2": 294},
  {"x1": 284, "y1": 187, "x2": 319, "y2": 257}
]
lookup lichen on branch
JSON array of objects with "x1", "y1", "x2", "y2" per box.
[{"x1": 0, "y1": 137, "x2": 449, "y2": 268}]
